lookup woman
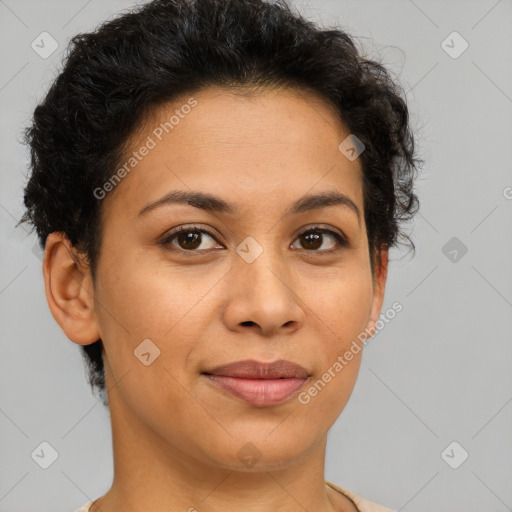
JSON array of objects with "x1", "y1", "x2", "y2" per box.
[{"x1": 19, "y1": 0, "x2": 422, "y2": 510}]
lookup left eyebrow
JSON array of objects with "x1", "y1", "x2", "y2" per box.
[
  {"x1": 137, "y1": 189, "x2": 361, "y2": 226},
  {"x1": 283, "y1": 190, "x2": 361, "y2": 226}
]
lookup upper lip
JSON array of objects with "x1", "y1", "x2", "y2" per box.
[{"x1": 202, "y1": 359, "x2": 310, "y2": 379}]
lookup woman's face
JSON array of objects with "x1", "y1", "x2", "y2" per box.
[{"x1": 84, "y1": 86, "x2": 387, "y2": 470}]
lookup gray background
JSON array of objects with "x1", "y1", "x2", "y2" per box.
[{"x1": 1, "y1": 0, "x2": 511, "y2": 511}]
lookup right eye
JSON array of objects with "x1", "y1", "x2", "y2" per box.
[{"x1": 160, "y1": 225, "x2": 224, "y2": 253}]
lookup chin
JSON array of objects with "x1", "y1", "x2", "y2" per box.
[{"x1": 198, "y1": 430, "x2": 319, "y2": 472}]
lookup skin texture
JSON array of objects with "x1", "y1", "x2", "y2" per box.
[{"x1": 43, "y1": 85, "x2": 388, "y2": 512}]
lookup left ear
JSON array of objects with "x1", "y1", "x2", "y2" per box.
[{"x1": 366, "y1": 245, "x2": 389, "y2": 336}]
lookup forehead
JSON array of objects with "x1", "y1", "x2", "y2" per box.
[{"x1": 103, "y1": 85, "x2": 364, "y2": 219}]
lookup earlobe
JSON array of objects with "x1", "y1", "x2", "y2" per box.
[{"x1": 42, "y1": 232, "x2": 100, "y2": 345}]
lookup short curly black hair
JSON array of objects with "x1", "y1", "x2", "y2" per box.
[{"x1": 18, "y1": 0, "x2": 422, "y2": 407}]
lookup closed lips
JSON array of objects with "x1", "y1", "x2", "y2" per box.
[
  {"x1": 202, "y1": 359, "x2": 311, "y2": 406},
  {"x1": 202, "y1": 359, "x2": 311, "y2": 379}
]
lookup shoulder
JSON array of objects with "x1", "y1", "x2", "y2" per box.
[
  {"x1": 74, "y1": 501, "x2": 94, "y2": 512},
  {"x1": 76, "y1": 487, "x2": 394, "y2": 512},
  {"x1": 325, "y1": 480, "x2": 397, "y2": 512}
]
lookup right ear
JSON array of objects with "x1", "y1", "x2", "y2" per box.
[{"x1": 42, "y1": 232, "x2": 100, "y2": 345}]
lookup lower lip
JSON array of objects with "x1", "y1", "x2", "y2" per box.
[{"x1": 203, "y1": 374, "x2": 308, "y2": 406}]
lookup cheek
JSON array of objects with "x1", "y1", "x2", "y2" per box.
[
  {"x1": 97, "y1": 254, "x2": 197, "y2": 339},
  {"x1": 94, "y1": 261, "x2": 200, "y2": 426},
  {"x1": 94, "y1": 255, "x2": 216, "y2": 392},
  {"x1": 315, "y1": 270, "x2": 374, "y2": 350},
  {"x1": 291, "y1": 271, "x2": 372, "y2": 414}
]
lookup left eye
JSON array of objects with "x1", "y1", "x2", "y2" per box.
[
  {"x1": 161, "y1": 226, "x2": 347, "y2": 253},
  {"x1": 291, "y1": 228, "x2": 347, "y2": 252}
]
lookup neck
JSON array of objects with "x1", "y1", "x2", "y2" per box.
[
  {"x1": 90, "y1": 393, "x2": 355, "y2": 512},
  {"x1": 91, "y1": 358, "x2": 358, "y2": 512}
]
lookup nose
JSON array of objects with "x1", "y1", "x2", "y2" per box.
[{"x1": 222, "y1": 250, "x2": 305, "y2": 337}]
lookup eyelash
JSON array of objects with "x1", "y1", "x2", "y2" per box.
[{"x1": 160, "y1": 224, "x2": 348, "y2": 255}]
